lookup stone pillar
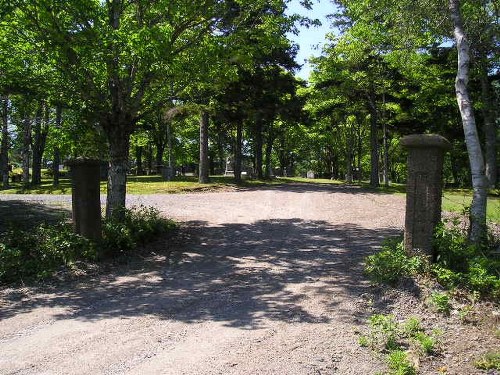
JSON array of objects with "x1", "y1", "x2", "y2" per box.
[
  {"x1": 401, "y1": 134, "x2": 451, "y2": 259},
  {"x1": 67, "y1": 159, "x2": 102, "y2": 241}
]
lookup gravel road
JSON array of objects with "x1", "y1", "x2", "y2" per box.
[{"x1": 0, "y1": 183, "x2": 408, "y2": 374}]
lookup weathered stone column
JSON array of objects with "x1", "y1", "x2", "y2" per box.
[
  {"x1": 67, "y1": 159, "x2": 102, "y2": 241},
  {"x1": 401, "y1": 134, "x2": 451, "y2": 259}
]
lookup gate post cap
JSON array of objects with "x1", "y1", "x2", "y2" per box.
[{"x1": 401, "y1": 134, "x2": 451, "y2": 150}]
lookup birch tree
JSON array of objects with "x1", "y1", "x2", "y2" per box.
[{"x1": 333, "y1": 0, "x2": 497, "y2": 243}]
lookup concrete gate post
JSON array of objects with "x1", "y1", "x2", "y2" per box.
[
  {"x1": 67, "y1": 158, "x2": 102, "y2": 241},
  {"x1": 401, "y1": 134, "x2": 451, "y2": 259}
]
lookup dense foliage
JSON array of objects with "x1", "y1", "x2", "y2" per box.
[
  {"x1": 0, "y1": 206, "x2": 176, "y2": 283},
  {"x1": 365, "y1": 223, "x2": 500, "y2": 300}
]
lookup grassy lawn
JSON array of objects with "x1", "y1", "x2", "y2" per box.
[{"x1": 1, "y1": 174, "x2": 498, "y2": 223}]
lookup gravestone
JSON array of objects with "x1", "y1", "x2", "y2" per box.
[
  {"x1": 161, "y1": 166, "x2": 174, "y2": 181},
  {"x1": 307, "y1": 170, "x2": 315, "y2": 179},
  {"x1": 224, "y1": 156, "x2": 234, "y2": 177},
  {"x1": 67, "y1": 158, "x2": 102, "y2": 241},
  {"x1": 401, "y1": 134, "x2": 451, "y2": 259}
]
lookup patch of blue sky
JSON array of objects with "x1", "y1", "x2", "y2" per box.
[{"x1": 285, "y1": 0, "x2": 339, "y2": 80}]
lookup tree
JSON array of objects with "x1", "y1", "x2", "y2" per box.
[
  {"x1": 11, "y1": 0, "x2": 285, "y2": 218},
  {"x1": 332, "y1": 0, "x2": 497, "y2": 243}
]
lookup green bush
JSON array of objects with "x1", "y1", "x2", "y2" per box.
[
  {"x1": 359, "y1": 314, "x2": 439, "y2": 375},
  {"x1": 101, "y1": 206, "x2": 176, "y2": 257},
  {"x1": 369, "y1": 314, "x2": 400, "y2": 350},
  {"x1": 0, "y1": 206, "x2": 176, "y2": 283},
  {"x1": 365, "y1": 239, "x2": 425, "y2": 285},
  {"x1": 475, "y1": 351, "x2": 500, "y2": 370},
  {"x1": 365, "y1": 222, "x2": 500, "y2": 300},
  {"x1": 413, "y1": 332, "x2": 437, "y2": 355},
  {"x1": 0, "y1": 224, "x2": 95, "y2": 282},
  {"x1": 387, "y1": 350, "x2": 416, "y2": 375},
  {"x1": 429, "y1": 292, "x2": 451, "y2": 315},
  {"x1": 432, "y1": 221, "x2": 500, "y2": 299},
  {"x1": 402, "y1": 317, "x2": 423, "y2": 337}
]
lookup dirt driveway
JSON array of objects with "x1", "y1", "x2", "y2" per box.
[{"x1": 1, "y1": 184, "x2": 408, "y2": 374}]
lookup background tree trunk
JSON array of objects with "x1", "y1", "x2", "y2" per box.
[
  {"x1": 479, "y1": 66, "x2": 497, "y2": 188},
  {"x1": 254, "y1": 121, "x2": 264, "y2": 179},
  {"x1": 264, "y1": 129, "x2": 274, "y2": 179},
  {"x1": 369, "y1": 104, "x2": 379, "y2": 187},
  {"x1": 135, "y1": 146, "x2": 144, "y2": 175},
  {"x1": 449, "y1": 0, "x2": 488, "y2": 243},
  {"x1": 32, "y1": 102, "x2": 49, "y2": 185},
  {"x1": 199, "y1": 110, "x2": 209, "y2": 183},
  {"x1": 52, "y1": 104, "x2": 62, "y2": 186},
  {"x1": 21, "y1": 115, "x2": 31, "y2": 186},
  {"x1": 155, "y1": 144, "x2": 165, "y2": 174},
  {"x1": 167, "y1": 123, "x2": 173, "y2": 169},
  {"x1": 0, "y1": 96, "x2": 9, "y2": 189},
  {"x1": 382, "y1": 121, "x2": 389, "y2": 187},
  {"x1": 234, "y1": 120, "x2": 243, "y2": 183}
]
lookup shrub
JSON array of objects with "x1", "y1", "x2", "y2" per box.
[
  {"x1": 101, "y1": 206, "x2": 176, "y2": 258},
  {"x1": 387, "y1": 350, "x2": 416, "y2": 375},
  {"x1": 475, "y1": 352, "x2": 500, "y2": 370},
  {"x1": 402, "y1": 317, "x2": 423, "y2": 337},
  {"x1": 0, "y1": 206, "x2": 176, "y2": 283},
  {"x1": 365, "y1": 239, "x2": 425, "y2": 285},
  {"x1": 413, "y1": 332, "x2": 437, "y2": 355},
  {"x1": 0, "y1": 223, "x2": 95, "y2": 282},
  {"x1": 365, "y1": 222, "x2": 500, "y2": 300},
  {"x1": 432, "y1": 221, "x2": 500, "y2": 299},
  {"x1": 359, "y1": 315, "x2": 438, "y2": 375},
  {"x1": 369, "y1": 314, "x2": 400, "y2": 350},
  {"x1": 429, "y1": 292, "x2": 451, "y2": 315}
]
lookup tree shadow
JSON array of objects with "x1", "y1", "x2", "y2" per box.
[
  {"x1": 0, "y1": 218, "x2": 401, "y2": 329},
  {"x1": 0, "y1": 200, "x2": 71, "y2": 232}
]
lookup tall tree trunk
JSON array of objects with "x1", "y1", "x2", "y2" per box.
[
  {"x1": 146, "y1": 141, "x2": 153, "y2": 174},
  {"x1": 21, "y1": 116, "x2": 31, "y2": 186},
  {"x1": 0, "y1": 96, "x2": 9, "y2": 189},
  {"x1": 32, "y1": 102, "x2": 49, "y2": 185},
  {"x1": 382, "y1": 121, "x2": 389, "y2": 187},
  {"x1": 479, "y1": 65, "x2": 497, "y2": 188},
  {"x1": 346, "y1": 150, "x2": 353, "y2": 183},
  {"x1": 105, "y1": 125, "x2": 131, "y2": 220},
  {"x1": 53, "y1": 104, "x2": 62, "y2": 186},
  {"x1": 167, "y1": 122, "x2": 173, "y2": 169},
  {"x1": 449, "y1": 0, "x2": 487, "y2": 243},
  {"x1": 254, "y1": 121, "x2": 264, "y2": 179},
  {"x1": 357, "y1": 121, "x2": 364, "y2": 182},
  {"x1": 135, "y1": 146, "x2": 143, "y2": 175},
  {"x1": 265, "y1": 130, "x2": 274, "y2": 179},
  {"x1": 216, "y1": 123, "x2": 225, "y2": 172},
  {"x1": 199, "y1": 110, "x2": 209, "y2": 183},
  {"x1": 369, "y1": 103, "x2": 379, "y2": 187},
  {"x1": 155, "y1": 143, "x2": 165, "y2": 174},
  {"x1": 234, "y1": 120, "x2": 243, "y2": 184}
]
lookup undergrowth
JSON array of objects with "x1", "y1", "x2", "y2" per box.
[
  {"x1": 0, "y1": 206, "x2": 176, "y2": 283},
  {"x1": 365, "y1": 219, "x2": 500, "y2": 301},
  {"x1": 358, "y1": 314, "x2": 441, "y2": 375}
]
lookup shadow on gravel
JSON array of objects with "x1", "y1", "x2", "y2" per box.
[
  {"x1": 0, "y1": 219, "x2": 400, "y2": 329},
  {"x1": 0, "y1": 200, "x2": 70, "y2": 232}
]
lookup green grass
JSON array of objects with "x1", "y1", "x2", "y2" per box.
[{"x1": 442, "y1": 191, "x2": 499, "y2": 223}]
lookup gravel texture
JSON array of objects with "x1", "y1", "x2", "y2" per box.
[{"x1": 0, "y1": 184, "x2": 498, "y2": 375}]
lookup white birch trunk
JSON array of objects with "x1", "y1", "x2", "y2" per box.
[{"x1": 449, "y1": 0, "x2": 488, "y2": 243}]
